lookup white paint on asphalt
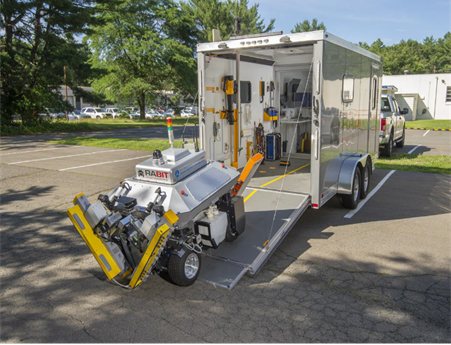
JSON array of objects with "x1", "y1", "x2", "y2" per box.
[
  {"x1": 58, "y1": 155, "x2": 152, "y2": 171},
  {"x1": 344, "y1": 170, "x2": 396, "y2": 219},
  {"x1": 408, "y1": 145, "x2": 421, "y2": 154},
  {"x1": 0, "y1": 146, "x2": 83, "y2": 156},
  {"x1": 8, "y1": 149, "x2": 126, "y2": 165},
  {"x1": 423, "y1": 130, "x2": 430, "y2": 137}
]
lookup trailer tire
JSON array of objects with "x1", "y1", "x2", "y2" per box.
[
  {"x1": 396, "y1": 126, "x2": 405, "y2": 148},
  {"x1": 168, "y1": 249, "x2": 201, "y2": 286},
  {"x1": 341, "y1": 168, "x2": 361, "y2": 209},
  {"x1": 360, "y1": 163, "x2": 371, "y2": 199}
]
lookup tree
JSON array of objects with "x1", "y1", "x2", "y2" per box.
[
  {"x1": 181, "y1": 0, "x2": 275, "y2": 42},
  {"x1": 0, "y1": 0, "x2": 104, "y2": 126},
  {"x1": 291, "y1": 18, "x2": 326, "y2": 33},
  {"x1": 88, "y1": 0, "x2": 198, "y2": 119},
  {"x1": 359, "y1": 33, "x2": 451, "y2": 75}
]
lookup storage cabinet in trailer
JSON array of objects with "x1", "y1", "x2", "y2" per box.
[{"x1": 196, "y1": 31, "x2": 382, "y2": 288}]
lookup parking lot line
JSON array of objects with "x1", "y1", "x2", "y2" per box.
[
  {"x1": 423, "y1": 130, "x2": 430, "y2": 137},
  {"x1": 0, "y1": 146, "x2": 84, "y2": 156},
  {"x1": 58, "y1": 155, "x2": 152, "y2": 171},
  {"x1": 408, "y1": 145, "x2": 421, "y2": 154},
  {"x1": 8, "y1": 149, "x2": 126, "y2": 165},
  {"x1": 344, "y1": 170, "x2": 396, "y2": 219}
]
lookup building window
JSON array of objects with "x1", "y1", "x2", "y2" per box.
[
  {"x1": 233, "y1": 81, "x2": 252, "y2": 104},
  {"x1": 446, "y1": 86, "x2": 451, "y2": 103},
  {"x1": 342, "y1": 74, "x2": 354, "y2": 103}
]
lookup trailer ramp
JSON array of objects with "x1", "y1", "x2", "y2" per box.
[{"x1": 199, "y1": 160, "x2": 311, "y2": 289}]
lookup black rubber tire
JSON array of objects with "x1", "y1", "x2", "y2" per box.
[
  {"x1": 396, "y1": 126, "x2": 405, "y2": 148},
  {"x1": 360, "y1": 163, "x2": 371, "y2": 199},
  {"x1": 341, "y1": 168, "x2": 361, "y2": 209},
  {"x1": 168, "y1": 249, "x2": 201, "y2": 286},
  {"x1": 96, "y1": 115, "x2": 101, "y2": 119},
  {"x1": 382, "y1": 132, "x2": 393, "y2": 157}
]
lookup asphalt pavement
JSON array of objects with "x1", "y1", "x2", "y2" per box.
[
  {"x1": 394, "y1": 129, "x2": 451, "y2": 155},
  {"x1": 0, "y1": 136, "x2": 449, "y2": 343}
]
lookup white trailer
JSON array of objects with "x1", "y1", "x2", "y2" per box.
[{"x1": 196, "y1": 31, "x2": 382, "y2": 288}]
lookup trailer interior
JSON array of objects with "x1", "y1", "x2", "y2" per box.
[{"x1": 198, "y1": 43, "x2": 316, "y2": 288}]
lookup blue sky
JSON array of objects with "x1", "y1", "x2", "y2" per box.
[{"x1": 249, "y1": 0, "x2": 451, "y2": 45}]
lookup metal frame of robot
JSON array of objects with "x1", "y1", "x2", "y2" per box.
[{"x1": 195, "y1": 31, "x2": 382, "y2": 288}]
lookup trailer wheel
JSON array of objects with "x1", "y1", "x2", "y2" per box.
[
  {"x1": 168, "y1": 249, "x2": 201, "y2": 286},
  {"x1": 342, "y1": 168, "x2": 361, "y2": 209},
  {"x1": 360, "y1": 164, "x2": 371, "y2": 199},
  {"x1": 396, "y1": 126, "x2": 405, "y2": 148}
]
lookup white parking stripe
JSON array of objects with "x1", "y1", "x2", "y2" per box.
[
  {"x1": 344, "y1": 170, "x2": 395, "y2": 219},
  {"x1": 8, "y1": 149, "x2": 126, "y2": 165},
  {"x1": 0, "y1": 146, "x2": 84, "y2": 156},
  {"x1": 423, "y1": 130, "x2": 430, "y2": 137},
  {"x1": 58, "y1": 155, "x2": 152, "y2": 171},
  {"x1": 408, "y1": 145, "x2": 421, "y2": 154}
]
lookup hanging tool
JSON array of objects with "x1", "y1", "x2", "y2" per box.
[{"x1": 219, "y1": 75, "x2": 237, "y2": 125}]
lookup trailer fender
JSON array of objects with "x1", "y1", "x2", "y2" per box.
[{"x1": 337, "y1": 154, "x2": 370, "y2": 195}]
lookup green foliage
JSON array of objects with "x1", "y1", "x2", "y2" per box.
[
  {"x1": 405, "y1": 120, "x2": 451, "y2": 130},
  {"x1": 181, "y1": 0, "x2": 275, "y2": 42},
  {"x1": 0, "y1": 0, "x2": 107, "y2": 126},
  {"x1": 376, "y1": 153, "x2": 451, "y2": 175},
  {"x1": 1, "y1": 117, "x2": 199, "y2": 136},
  {"x1": 291, "y1": 18, "x2": 326, "y2": 33},
  {"x1": 88, "y1": 0, "x2": 198, "y2": 120},
  {"x1": 359, "y1": 32, "x2": 451, "y2": 75},
  {"x1": 48, "y1": 137, "x2": 184, "y2": 151}
]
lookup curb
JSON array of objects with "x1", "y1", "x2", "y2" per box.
[{"x1": 406, "y1": 127, "x2": 450, "y2": 131}]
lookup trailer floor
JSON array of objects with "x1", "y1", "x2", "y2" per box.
[{"x1": 199, "y1": 158, "x2": 311, "y2": 289}]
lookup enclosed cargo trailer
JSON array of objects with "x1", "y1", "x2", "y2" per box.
[{"x1": 196, "y1": 30, "x2": 382, "y2": 288}]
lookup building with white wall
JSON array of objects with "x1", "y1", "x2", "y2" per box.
[
  {"x1": 382, "y1": 73, "x2": 451, "y2": 120},
  {"x1": 58, "y1": 85, "x2": 96, "y2": 110}
]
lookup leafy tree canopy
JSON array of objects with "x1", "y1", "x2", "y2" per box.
[
  {"x1": 291, "y1": 18, "x2": 326, "y2": 33},
  {"x1": 87, "y1": 0, "x2": 198, "y2": 119},
  {"x1": 359, "y1": 32, "x2": 451, "y2": 75},
  {"x1": 181, "y1": 0, "x2": 275, "y2": 42},
  {"x1": 0, "y1": 0, "x2": 107, "y2": 125}
]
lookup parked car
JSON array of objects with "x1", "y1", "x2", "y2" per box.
[
  {"x1": 81, "y1": 107, "x2": 111, "y2": 119},
  {"x1": 129, "y1": 111, "x2": 141, "y2": 119},
  {"x1": 70, "y1": 110, "x2": 91, "y2": 120},
  {"x1": 181, "y1": 108, "x2": 195, "y2": 117},
  {"x1": 145, "y1": 109, "x2": 161, "y2": 119},
  {"x1": 124, "y1": 107, "x2": 138, "y2": 114},
  {"x1": 49, "y1": 109, "x2": 67, "y2": 120},
  {"x1": 105, "y1": 108, "x2": 121, "y2": 119},
  {"x1": 162, "y1": 108, "x2": 175, "y2": 116},
  {"x1": 380, "y1": 85, "x2": 407, "y2": 157}
]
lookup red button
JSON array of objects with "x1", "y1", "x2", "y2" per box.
[
  {"x1": 181, "y1": 190, "x2": 185, "y2": 195},
  {"x1": 222, "y1": 164, "x2": 225, "y2": 168}
]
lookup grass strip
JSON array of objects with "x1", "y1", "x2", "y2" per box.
[
  {"x1": 405, "y1": 119, "x2": 451, "y2": 130},
  {"x1": 48, "y1": 137, "x2": 184, "y2": 152},
  {"x1": 1, "y1": 117, "x2": 198, "y2": 136},
  {"x1": 376, "y1": 153, "x2": 451, "y2": 175}
]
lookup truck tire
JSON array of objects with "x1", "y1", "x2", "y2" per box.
[
  {"x1": 341, "y1": 168, "x2": 361, "y2": 209},
  {"x1": 382, "y1": 132, "x2": 393, "y2": 157},
  {"x1": 396, "y1": 126, "x2": 405, "y2": 148},
  {"x1": 360, "y1": 163, "x2": 371, "y2": 199},
  {"x1": 168, "y1": 249, "x2": 201, "y2": 286}
]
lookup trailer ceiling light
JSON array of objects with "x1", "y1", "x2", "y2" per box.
[
  {"x1": 218, "y1": 42, "x2": 228, "y2": 49},
  {"x1": 279, "y1": 36, "x2": 291, "y2": 43}
]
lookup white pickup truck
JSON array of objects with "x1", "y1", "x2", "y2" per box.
[{"x1": 380, "y1": 85, "x2": 408, "y2": 157}]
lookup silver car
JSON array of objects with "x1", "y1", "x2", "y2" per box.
[{"x1": 70, "y1": 110, "x2": 91, "y2": 120}]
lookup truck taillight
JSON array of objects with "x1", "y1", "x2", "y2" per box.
[{"x1": 381, "y1": 118, "x2": 386, "y2": 131}]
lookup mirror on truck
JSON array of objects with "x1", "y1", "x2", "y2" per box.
[{"x1": 401, "y1": 108, "x2": 409, "y2": 115}]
